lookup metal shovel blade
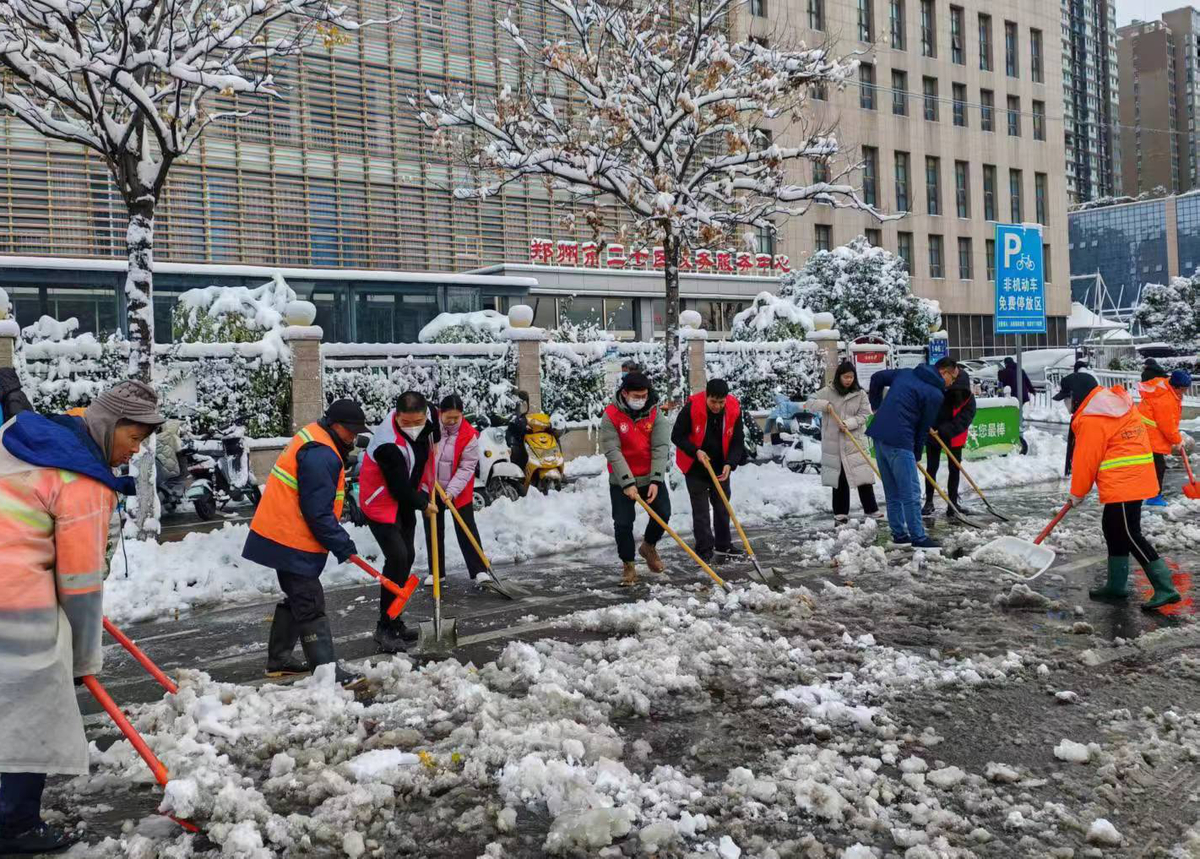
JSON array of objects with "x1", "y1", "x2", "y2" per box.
[
  {"x1": 972, "y1": 536, "x2": 1057, "y2": 582},
  {"x1": 747, "y1": 556, "x2": 785, "y2": 590},
  {"x1": 479, "y1": 572, "x2": 528, "y2": 600},
  {"x1": 416, "y1": 616, "x2": 459, "y2": 656}
]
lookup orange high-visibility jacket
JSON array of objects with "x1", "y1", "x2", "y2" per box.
[
  {"x1": 1137, "y1": 377, "x2": 1184, "y2": 455},
  {"x1": 249, "y1": 422, "x2": 345, "y2": 555},
  {"x1": 1070, "y1": 385, "x2": 1160, "y2": 504}
]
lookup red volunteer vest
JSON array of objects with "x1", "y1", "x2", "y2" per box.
[
  {"x1": 948, "y1": 400, "x2": 970, "y2": 448},
  {"x1": 675, "y1": 392, "x2": 740, "y2": 473},
  {"x1": 604, "y1": 403, "x2": 658, "y2": 478},
  {"x1": 446, "y1": 420, "x2": 477, "y2": 508},
  {"x1": 360, "y1": 414, "x2": 437, "y2": 524}
]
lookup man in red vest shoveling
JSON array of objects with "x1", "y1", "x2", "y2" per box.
[
  {"x1": 599, "y1": 372, "x2": 672, "y2": 587},
  {"x1": 672, "y1": 379, "x2": 746, "y2": 563}
]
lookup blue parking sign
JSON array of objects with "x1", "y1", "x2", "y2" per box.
[{"x1": 993, "y1": 224, "x2": 1046, "y2": 335}]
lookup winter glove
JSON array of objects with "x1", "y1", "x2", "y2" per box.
[
  {"x1": 335, "y1": 543, "x2": 358, "y2": 564},
  {"x1": 1066, "y1": 494, "x2": 1086, "y2": 509}
]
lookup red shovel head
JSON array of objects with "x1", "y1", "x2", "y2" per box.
[{"x1": 1184, "y1": 480, "x2": 1200, "y2": 500}]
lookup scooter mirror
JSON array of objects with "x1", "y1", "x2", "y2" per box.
[{"x1": 355, "y1": 434, "x2": 369, "y2": 449}]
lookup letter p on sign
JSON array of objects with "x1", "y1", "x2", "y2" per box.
[{"x1": 1003, "y1": 232, "x2": 1021, "y2": 267}]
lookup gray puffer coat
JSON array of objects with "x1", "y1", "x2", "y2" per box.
[{"x1": 803, "y1": 386, "x2": 876, "y2": 488}]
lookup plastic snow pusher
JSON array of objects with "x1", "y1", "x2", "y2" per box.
[
  {"x1": 417, "y1": 503, "x2": 458, "y2": 655},
  {"x1": 698, "y1": 457, "x2": 784, "y2": 589},
  {"x1": 973, "y1": 502, "x2": 1071, "y2": 582},
  {"x1": 1182, "y1": 449, "x2": 1200, "y2": 500},
  {"x1": 349, "y1": 555, "x2": 417, "y2": 619},
  {"x1": 434, "y1": 482, "x2": 528, "y2": 599}
]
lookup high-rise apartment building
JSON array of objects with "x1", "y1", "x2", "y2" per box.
[
  {"x1": 1118, "y1": 8, "x2": 1200, "y2": 195},
  {"x1": 1061, "y1": 0, "x2": 1121, "y2": 202},
  {"x1": 0, "y1": 0, "x2": 1071, "y2": 355}
]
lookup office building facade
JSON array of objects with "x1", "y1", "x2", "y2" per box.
[
  {"x1": 0, "y1": 0, "x2": 1069, "y2": 355},
  {"x1": 1061, "y1": 0, "x2": 1121, "y2": 203}
]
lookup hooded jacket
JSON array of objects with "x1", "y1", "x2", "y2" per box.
[
  {"x1": 1137, "y1": 376, "x2": 1183, "y2": 455},
  {"x1": 866, "y1": 364, "x2": 946, "y2": 457},
  {"x1": 1070, "y1": 385, "x2": 1159, "y2": 504},
  {"x1": 600, "y1": 390, "x2": 670, "y2": 488},
  {"x1": 997, "y1": 360, "x2": 1034, "y2": 405}
]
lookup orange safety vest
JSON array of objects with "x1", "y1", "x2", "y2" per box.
[
  {"x1": 675, "y1": 392, "x2": 740, "y2": 473},
  {"x1": 1137, "y1": 377, "x2": 1184, "y2": 455},
  {"x1": 605, "y1": 403, "x2": 658, "y2": 478},
  {"x1": 249, "y1": 422, "x2": 345, "y2": 555},
  {"x1": 1070, "y1": 386, "x2": 1160, "y2": 505}
]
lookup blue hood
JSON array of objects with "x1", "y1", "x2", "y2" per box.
[
  {"x1": 2, "y1": 412, "x2": 135, "y2": 495},
  {"x1": 912, "y1": 362, "x2": 945, "y2": 391}
]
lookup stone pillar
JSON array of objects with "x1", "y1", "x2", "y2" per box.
[
  {"x1": 283, "y1": 325, "x2": 324, "y2": 433},
  {"x1": 0, "y1": 288, "x2": 14, "y2": 369},
  {"x1": 808, "y1": 329, "x2": 841, "y2": 385},
  {"x1": 679, "y1": 309, "x2": 707, "y2": 395},
  {"x1": 505, "y1": 328, "x2": 547, "y2": 413}
]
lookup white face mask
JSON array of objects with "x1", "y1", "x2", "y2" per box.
[
  {"x1": 626, "y1": 396, "x2": 648, "y2": 410},
  {"x1": 401, "y1": 425, "x2": 422, "y2": 441}
]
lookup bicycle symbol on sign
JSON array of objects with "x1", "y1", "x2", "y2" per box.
[{"x1": 1015, "y1": 253, "x2": 1034, "y2": 271}]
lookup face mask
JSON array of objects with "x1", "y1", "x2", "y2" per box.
[
  {"x1": 401, "y1": 425, "x2": 422, "y2": 441},
  {"x1": 626, "y1": 396, "x2": 647, "y2": 410}
]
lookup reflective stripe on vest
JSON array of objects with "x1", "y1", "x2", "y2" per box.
[
  {"x1": 250, "y1": 422, "x2": 346, "y2": 555},
  {"x1": 1141, "y1": 415, "x2": 1158, "y2": 428},
  {"x1": 1099, "y1": 452, "x2": 1155, "y2": 472}
]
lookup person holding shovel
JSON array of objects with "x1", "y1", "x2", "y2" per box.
[
  {"x1": 359, "y1": 391, "x2": 439, "y2": 654},
  {"x1": 1138, "y1": 367, "x2": 1190, "y2": 506},
  {"x1": 804, "y1": 361, "x2": 880, "y2": 524},
  {"x1": 0, "y1": 381, "x2": 163, "y2": 855},
  {"x1": 427, "y1": 395, "x2": 488, "y2": 585},
  {"x1": 601, "y1": 371, "x2": 671, "y2": 586},
  {"x1": 922, "y1": 367, "x2": 976, "y2": 520},
  {"x1": 1057, "y1": 373, "x2": 1181, "y2": 609},
  {"x1": 671, "y1": 378, "x2": 746, "y2": 562}
]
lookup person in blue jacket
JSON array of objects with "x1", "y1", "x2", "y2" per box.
[{"x1": 867, "y1": 356, "x2": 959, "y2": 550}]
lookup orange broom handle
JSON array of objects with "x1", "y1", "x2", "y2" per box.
[
  {"x1": 103, "y1": 617, "x2": 178, "y2": 695},
  {"x1": 350, "y1": 555, "x2": 416, "y2": 619},
  {"x1": 82, "y1": 675, "x2": 169, "y2": 787}
]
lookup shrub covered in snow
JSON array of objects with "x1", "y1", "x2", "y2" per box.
[
  {"x1": 731, "y1": 292, "x2": 815, "y2": 342},
  {"x1": 172, "y1": 274, "x2": 295, "y2": 343},
  {"x1": 705, "y1": 341, "x2": 824, "y2": 411},
  {"x1": 1132, "y1": 273, "x2": 1200, "y2": 349},
  {"x1": 542, "y1": 342, "x2": 610, "y2": 423},
  {"x1": 419, "y1": 309, "x2": 511, "y2": 344}
]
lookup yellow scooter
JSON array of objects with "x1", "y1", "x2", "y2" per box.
[{"x1": 521, "y1": 412, "x2": 565, "y2": 494}]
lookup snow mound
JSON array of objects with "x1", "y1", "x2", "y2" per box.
[
  {"x1": 1053, "y1": 739, "x2": 1093, "y2": 763},
  {"x1": 1086, "y1": 818, "x2": 1123, "y2": 846}
]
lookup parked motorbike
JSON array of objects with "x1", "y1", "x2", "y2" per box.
[
  {"x1": 342, "y1": 434, "x2": 369, "y2": 526},
  {"x1": 473, "y1": 416, "x2": 524, "y2": 509},
  {"x1": 781, "y1": 411, "x2": 823, "y2": 474},
  {"x1": 186, "y1": 423, "x2": 261, "y2": 520},
  {"x1": 521, "y1": 412, "x2": 565, "y2": 494}
]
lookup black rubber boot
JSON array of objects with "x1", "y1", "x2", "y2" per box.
[
  {"x1": 265, "y1": 603, "x2": 309, "y2": 677},
  {"x1": 298, "y1": 618, "x2": 364, "y2": 688},
  {"x1": 921, "y1": 497, "x2": 935, "y2": 517},
  {"x1": 0, "y1": 823, "x2": 77, "y2": 855},
  {"x1": 373, "y1": 619, "x2": 418, "y2": 654}
]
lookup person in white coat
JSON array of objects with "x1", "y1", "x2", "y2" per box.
[{"x1": 804, "y1": 361, "x2": 881, "y2": 523}]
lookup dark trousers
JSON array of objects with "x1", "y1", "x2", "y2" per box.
[
  {"x1": 423, "y1": 496, "x2": 488, "y2": 579},
  {"x1": 685, "y1": 469, "x2": 732, "y2": 556},
  {"x1": 610, "y1": 483, "x2": 670, "y2": 562},
  {"x1": 1101, "y1": 500, "x2": 1160, "y2": 567},
  {"x1": 833, "y1": 467, "x2": 879, "y2": 516},
  {"x1": 369, "y1": 510, "x2": 417, "y2": 621},
  {"x1": 1154, "y1": 452, "x2": 1167, "y2": 494},
  {"x1": 275, "y1": 570, "x2": 327, "y2": 625},
  {"x1": 1064, "y1": 428, "x2": 1075, "y2": 476},
  {"x1": 0, "y1": 772, "x2": 46, "y2": 836},
  {"x1": 925, "y1": 442, "x2": 965, "y2": 506}
]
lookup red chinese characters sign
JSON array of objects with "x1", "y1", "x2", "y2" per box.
[{"x1": 529, "y1": 239, "x2": 790, "y2": 274}]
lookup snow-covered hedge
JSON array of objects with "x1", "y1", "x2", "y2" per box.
[
  {"x1": 1132, "y1": 273, "x2": 1200, "y2": 350},
  {"x1": 705, "y1": 340, "x2": 824, "y2": 409}
]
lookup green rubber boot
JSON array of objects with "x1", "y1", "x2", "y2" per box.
[
  {"x1": 1089, "y1": 556, "x2": 1131, "y2": 600},
  {"x1": 1142, "y1": 558, "x2": 1182, "y2": 610}
]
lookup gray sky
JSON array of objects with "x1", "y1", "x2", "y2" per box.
[{"x1": 1117, "y1": 0, "x2": 1195, "y2": 26}]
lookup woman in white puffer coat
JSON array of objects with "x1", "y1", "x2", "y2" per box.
[{"x1": 803, "y1": 361, "x2": 881, "y2": 523}]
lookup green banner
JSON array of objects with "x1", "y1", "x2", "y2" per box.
[{"x1": 963, "y1": 401, "x2": 1021, "y2": 458}]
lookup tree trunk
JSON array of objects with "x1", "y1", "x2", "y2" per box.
[
  {"x1": 124, "y1": 199, "x2": 159, "y2": 538},
  {"x1": 663, "y1": 232, "x2": 682, "y2": 407}
]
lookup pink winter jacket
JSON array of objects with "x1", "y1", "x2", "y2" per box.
[{"x1": 436, "y1": 422, "x2": 480, "y2": 501}]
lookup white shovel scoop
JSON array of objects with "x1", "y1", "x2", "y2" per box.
[{"x1": 972, "y1": 503, "x2": 1071, "y2": 582}]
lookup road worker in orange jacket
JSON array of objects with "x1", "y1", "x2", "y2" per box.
[
  {"x1": 1057, "y1": 373, "x2": 1181, "y2": 609},
  {"x1": 1139, "y1": 367, "x2": 1185, "y2": 506}
]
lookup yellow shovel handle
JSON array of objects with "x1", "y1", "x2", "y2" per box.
[
  {"x1": 427, "y1": 503, "x2": 440, "y2": 603},
  {"x1": 824, "y1": 404, "x2": 883, "y2": 480},
  {"x1": 435, "y1": 482, "x2": 492, "y2": 570},
  {"x1": 699, "y1": 457, "x2": 754, "y2": 559},
  {"x1": 633, "y1": 493, "x2": 729, "y2": 591},
  {"x1": 929, "y1": 429, "x2": 989, "y2": 503},
  {"x1": 915, "y1": 460, "x2": 954, "y2": 508}
]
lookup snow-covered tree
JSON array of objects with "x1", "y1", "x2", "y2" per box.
[
  {"x1": 730, "y1": 292, "x2": 814, "y2": 341},
  {"x1": 777, "y1": 237, "x2": 940, "y2": 344},
  {"x1": 0, "y1": 0, "x2": 387, "y2": 532},
  {"x1": 416, "y1": 0, "x2": 886, "y2": 398},
  {"x1": 1133, "y1": 274, "x2": 1200, "y2": 348}
]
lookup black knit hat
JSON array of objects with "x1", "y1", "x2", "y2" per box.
[
  {"x1": 706, "y1": 378, "x2": 729, "y2": 397},
  {"x1": 621, "y1": 371, "x2": 652, "y2": 392}
]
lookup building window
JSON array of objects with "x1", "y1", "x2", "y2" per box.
[
  {"x1": 958, "y1": 237, "x2": 973, "y2": 279},
  {"x1": 929, "y1": 234, "x2": 945, "y2": 278},
  {"x1": 751, "y1": 0, "x2": 766, "y2": 16},
  {"x1": 926, "y1": 156, "x2": 941, "y2": 216},
  {"x1": 1033, "y1": 100, "x2": 1046, "y2": 140},
  {"x1": 892, "y1": 69, "x2": 909, "y2": 115},
  {"x1": 1009, "y1": 168, "x2": 1023, "y2": 222},
  {"x1": 1030, "y1": 28, "x2": 1043, "y2": 82},
  {"x1": 1007, "y1": 95, "x2": 1020, "y2": 136},
  {"x1": 978, "y1": 14, "x2": 992, "y2": 72},
  {"x1": 952, "y1": 83, "x2": 967, "y2": 126},
  {"x1": 755, "y1": 222, "x2": 776, "y2": 256},
  {"x1": 750, "y1": 34, "x2": 769, "y2": 48},
  {"x1": 860, "y1": 63, "x2": 876, "y2": 110},
  {"x1": 895, "y1": 151, "x2": 911, "y2": 212},
  {"x1": 808, "y1": 0, "x2": 824, "y2": 30},
  {"x1": 898, "y1": 231, "x2": 914, "y2": 272},
  {"x1": 811, "y1": 81, "x2": 827, "y2": 101},
  {"x1": 923, "y1": 76, "x2": 939, "y2": 121},
  {"x1": 986, "y1": 238, "x2": 996, "y2": 281},
  {"x1": 950, "y1": 6, "x2": 965, "y2": 64},
  {"x1": 890, "y1": 0, "x2": 906, "y2": 50},
  {"x1": 813, "y1": 160, "x2": 830, "y2": 184},
  {"x1": 858, "y1": 0, "x2": 874, "y2": 42},
  {"x1": 815, "y1": 224, "x2": 832, "y2": 252},
  {"x1": 1035, "y1": 172, "x2": 1048, "y2": 225},
  {"x1": 981, "y1": 89, "x2": 994, "y2": 131},
  {"x1": 955, "y1": 160, "x2": 970, "y2": 217},
  {"x1": 862, "y1": 146, "x2": 879, "y2": 206},
  {"x1": 1044, "y1": 243, "x2": 1052, "y2": 282},
  {"x1": 920, "y1": 0, "x2": 936, "y2": 57},
  {"x1": 1004, "y1": 20, "x2": 1017, "y2": 77},
  {"x1": 866, "y1": 228, "x2": 882, "y2": 246},
  {"x1": 983, "y1": 164, "x2": 997, "y2": 220}
]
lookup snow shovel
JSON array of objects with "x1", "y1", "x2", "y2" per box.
[
  {"x1": 434, "y1": 482, "x2": 528, "y2": 599},
  {"x1": 928, "y1": 430, "x2": 1011, "y2": 522},
  {"x1": 83, "y1": 675, "x2": 200, "y2": 834},
  {"x1": 104, "y1": 617, "x2": 178, "y2": 695},
  {"x1": 824, "y1": 406, "x2": 882, "y2": 481},
  {"x1": 698, "y1": 457, "x2": 784, "y2": 589},
  {"x1": 633, "y1": 494, "x2": 732, "y2": 592},
  {"x1": 1181, "y1": 449, "x2": 1200, "y2": 500},
  {"x1": 349, "y1": 555, "x2": 417, "y2": 620},
  {"x1": 914, "y1": 460, "x2": 985, "y2": 529},
  {"x1": 972, "y1": 502, "x2": 1071, "y2": 582},
  {"x1": 417, "y1": 508, "x2": 458, "y2": 655}
]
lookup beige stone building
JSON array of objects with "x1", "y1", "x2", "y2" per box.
[{"x1": 0, "y1": 0, "x2": 1070, "y2": 356}]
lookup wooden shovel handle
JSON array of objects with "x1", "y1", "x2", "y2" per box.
[
  {"x1": 1034, "y1": 503, "x2": 1072, "y2": 545},
  {"x1": 825, "y1": 405, "x2": 883, "y2": 480},
  {"x1": 928, "y1": 429, "x2": 988, "y2": 501},
  {"x1": 633, "y1": 493, "x2": 730, "y2": 591},
  {"x1": 435, "y1": 482, "x2": 492, "y2": 570},
  {"x1": 699, "y1": 457, "x2": 754, "y2": 559}
]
